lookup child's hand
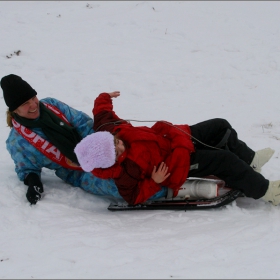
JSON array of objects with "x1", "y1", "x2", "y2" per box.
[
  {"x1": 108, "y1": 91, "x2": 120, "y2": 98},
  {"x1": 151, "y1": 162, "x2": 170, "y2": 184}
]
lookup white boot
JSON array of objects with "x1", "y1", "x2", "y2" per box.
[
  {"x1": 262, "y1": 180, "x2": 280, "y2": 206},
  {"x1": 250, "y1": 148, "x2": 275, "y2": 173}
]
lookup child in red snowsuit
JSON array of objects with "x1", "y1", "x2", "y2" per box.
[
  {"x1": 75, "y1": 91, "x2": 280, "y2": 207},
  {"x1": 75, "y1": 91, "x2": 195, "y2": 205}
]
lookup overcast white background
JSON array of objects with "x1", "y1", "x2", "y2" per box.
[{"x1": 1, "y1": 1, "x2": 280, "y2": 279}]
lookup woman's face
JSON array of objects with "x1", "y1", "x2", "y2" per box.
[
  {"x1": 115, "y1": 139, "x2": 125, "y2": 160},
  {"x1": 14, "y1": 96, "x2": 40, "y2": 119}
]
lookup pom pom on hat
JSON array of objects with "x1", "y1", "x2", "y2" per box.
[{"x1": 74, "y1": 131, "x2": 116, "y2": 172}]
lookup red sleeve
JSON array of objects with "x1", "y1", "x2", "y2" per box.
[
  {"x1": 93, "y1": 93, "x2": 114, "y2": 116},
  {"x1": 91, "y1": 163, "x2": 122, "y2": 179},
  {"x1": 92, "y1": 93, "x2": 123, "y2": 132}
]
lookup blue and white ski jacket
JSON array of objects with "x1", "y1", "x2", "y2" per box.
[{"x1": 6, "y1": 97, "x2": 167, "y2": 200}]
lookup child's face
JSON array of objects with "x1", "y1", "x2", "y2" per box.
[{"x1": 115, "y1": 139, "x2": 125, "y2": 160}]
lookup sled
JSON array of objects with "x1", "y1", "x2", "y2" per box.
[{"x1": 108, "y1": 177, "x2": 242, "y2": 211}]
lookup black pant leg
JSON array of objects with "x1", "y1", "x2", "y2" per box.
[
  {"x1": 188, "y1": 149, "x2": 269, "y2": 199},
  {"x1": 190, "y1": 118, "x2": 255, "y2": 164}
]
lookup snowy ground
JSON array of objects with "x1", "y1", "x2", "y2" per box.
[{"x1": 1, "y1": 1, "x2": 280, "y2": 279}]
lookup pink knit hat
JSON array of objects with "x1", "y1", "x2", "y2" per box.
[{"x1": 74, "y1": 131, "x2": 116, "y2": 172}]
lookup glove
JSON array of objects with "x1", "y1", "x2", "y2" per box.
[
  {"x1": 26, "y1": 185, "x2": 44, "y2": 205},
  {"x1": 24, "y1": 173, "x2": 44, "y2": 205}
]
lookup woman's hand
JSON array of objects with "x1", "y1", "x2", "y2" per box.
[
  {"x1": 151, "y1": 162, "x2": 170, "y2": 184},
  {"x1": 108, "y1": 91, "x2": 120, "y2": 98}
]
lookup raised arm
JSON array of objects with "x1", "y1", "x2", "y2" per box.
[{"x1": 92, "y1": 92, "x2": 123, "y2": 132}]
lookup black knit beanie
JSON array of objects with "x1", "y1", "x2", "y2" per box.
[{"x1": 1, "y1": 74, "x2": 37, "y2": 111}]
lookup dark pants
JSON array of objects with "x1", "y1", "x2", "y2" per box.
[{"x1": 188, "y1": 118, "x2": 269, "y2": 199}]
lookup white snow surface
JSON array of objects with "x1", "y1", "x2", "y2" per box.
[{"x1": 1, "y1": 1, "x2": 280, "y2": 279}]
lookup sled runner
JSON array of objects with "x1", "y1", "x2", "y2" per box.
[
  {"x1": 107, "y1": 189, "x2": 242, "y2": 211},
  {"x1": 108, "y1": 177, "x2": 243, "y2": 211}
]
